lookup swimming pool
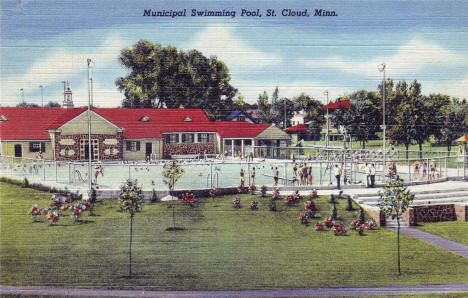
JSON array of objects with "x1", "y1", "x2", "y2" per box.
[{"x1": 2, "y1": 159, "x2": 395, "y2": 190}]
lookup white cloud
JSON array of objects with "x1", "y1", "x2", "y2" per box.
[
  {"x1": 300, "y1": 39, "x2": 466, "y2": 77},
  {"x1": 0, "y1": 34, "x2": 126, "y2": 106},
  {"x1": 187, "y1": 25, "x2": 282, "y2": 69},
  {"x1": 423, "y1": 74, "x2": 468, "y2": 99}
]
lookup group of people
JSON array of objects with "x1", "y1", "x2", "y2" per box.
[
  {"x1": 413, "y1": 160, "x2": 439, "y2": 180},
  {"x1": 292, "y1": 163, "x2": 314, "y2": 186},
  {"x1": 239, "y1": 167, "x2": 256, "y2": 187}
]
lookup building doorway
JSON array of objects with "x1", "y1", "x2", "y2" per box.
[
  {"x1": 80, "y1": 139, "x2": 99, "y2": 161},
  {"x1": 145, "y1": 142, "x2": 152, "y2": 159},
  {"x1": 14, "y1": 144, "x2": 22, "y2": 157}
]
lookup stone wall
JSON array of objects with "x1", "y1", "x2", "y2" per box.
[
  {"x1": 405, "y1": 204, "x2": 457, "y2": 226},
  {"x1": 163, "y1": 139, "x2": 215, "y2": 158},
  {"x1": 455, "y1": 205, "x2": 468, "y2": 221},
  {"x1": 54, "y1": 132, "x2": 123, "y2": 161}
]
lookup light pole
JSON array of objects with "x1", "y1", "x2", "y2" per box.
[
  {"x1": 324, "y1": 90, "x2": 329, "y2": 147},
  {"x1": 39, "y1": 85, "x2": 43, "y2": 107},
  {"x1": 283, "y1": 99, "x2": 287, "y2": 129},
  {"x1": 87, "y1": 58, "x2": 94, "y2": 195},
  {"x1": 378, "y1": 63, "x2": 386, "y2": 184}
]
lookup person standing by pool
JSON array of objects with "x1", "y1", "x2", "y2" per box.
[
  {"x1": 308, "y1": 165, "x2": 313, "y2": 185},
  {"x1": 301, "y1": 164, "x2": 308, "y2": 186},
  {"x1": 364, "y1": 163, "x2": 370, "y2": 187},
  {"x1": 240, "y1": 168, "x2": 245, "y2": 187},
  {"x1": 251, "y1": 167, "x2": 256, "y2": 186},
  {"x1": 274, "y1": 167, "x2": 279, "y2": 186},
  {"x1": 334, "y1": 164, "x2": 342, "y2": 190},
  {"x1": 422, "y1": 161, "x2": 427, "y2": 178},
  {"x1": 370, "y1": 164, "x2": 376, "y2": 188}
]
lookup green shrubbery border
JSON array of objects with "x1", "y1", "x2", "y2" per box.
[{"x1": 0, "y1": 177, "x2": 82, "y2": 200}]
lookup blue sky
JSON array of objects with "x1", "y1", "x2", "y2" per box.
[{"x1": 1, "y1": 0, "x2": 468, "y2": 107}]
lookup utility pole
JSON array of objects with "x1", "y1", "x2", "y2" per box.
[
  {"x1": 324, "y1": 90, "x2": 329, "y2": 147},
  {"x1": 39, "y1": 85, "x2": 43, "y2": 107},
  {"x1": 87, "y1": 59, "x2": 94, "y2": 195},
  {"x1": 90, "y1": 78, "x2": 94, "y2": 107},
  {"x1": 284, "y1": 99, "x2": 287, "y2": 129},
  {"x1": 378, "y1": 63, "x2": 387, "y2": 184}
]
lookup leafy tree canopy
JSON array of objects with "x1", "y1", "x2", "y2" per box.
[{"x1": 116, "y1": 40, "x2": 237, "y2": 119}]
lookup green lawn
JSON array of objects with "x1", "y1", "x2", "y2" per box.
[
  {"x1": 416, "y1": 222, "x2": 468, "y2": 246},
  {"x1": 1, "y1": 182, "x2": 468, "y2": 290}
]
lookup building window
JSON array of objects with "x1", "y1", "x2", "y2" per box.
[
  {"x1": 237, "y1": 115, "x2": 246, "y2": 121},
  {"x1": 164, "y1": 134, "x2": 180, "y2": 144},
  {"x1": 199, "y1": 133, "x2": 210, "y2": 144},
  {"x1": 29, "y1": 142, "x2": 45, "y2": 153},
  {"x1": 182, "y1": 134, "x2": 194, "y2": 143},
  {"x1": 126, "y1": 141, "x2": 141, "y2": 152}
]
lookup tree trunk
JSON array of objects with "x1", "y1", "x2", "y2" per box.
[
  {"x1": 418, "y1": 143, "x2": 423, "y2": 159},
  {"x1": 447, "y1": 142, "x2": 451, "y2": 156},
  {"x1": 397, "y1": 216, "x2": 401, "y2": 276},
  {"x1": 362, "y1": 140, "x2": 366, "y2": 149},
  {"x1": 129, "y1": 214, "x2": 133, "y2": 277},
  {"x1": 405, "y1": 143, "x2": 409, "y2": 160}
]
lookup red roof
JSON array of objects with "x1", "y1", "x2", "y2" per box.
[
  {"x1": 0, "y1": 107, "x2": 271, "y2": 140},
  {"x1": 322, "y1": 100, "x2": 351, "y2": 110},
  {"x1": 0, "y1": 107, "x2": 73, "y2": 140},
  {"x1": 215, "y1": 122, "x2": 270, "y2": 138},
  {"x1": 285, "y1": 124, "x2": 308, "y2": 133}
]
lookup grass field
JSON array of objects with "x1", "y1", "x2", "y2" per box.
[
  {"x1": 1, "y1": 182, "x2": 468, "y2": 290},
  {"x1": 416, "y1": 222, "x2": 468, "y2": 246}
]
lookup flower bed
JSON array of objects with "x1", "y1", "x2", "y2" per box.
[
  {"x1": 182, "y1": 192, "x2": 198, "y2": 207},
  {"x1": 232, "y1": 197, "x2": 242, "y2": 208},
  {"x1": 250, "y1": 200, "x2": 260, "y2": 210}
]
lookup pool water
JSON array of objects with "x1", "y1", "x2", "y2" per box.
[{"x1": 3, "y1": 160, "x2": 383, "y2": 190}]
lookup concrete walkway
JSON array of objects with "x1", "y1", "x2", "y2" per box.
[
  {"x1": 1, "y1": 284, "x2": 468, "y2": 297},
  {"x1": 387, "y1": 226, "x2": 468, "y2": 259}
]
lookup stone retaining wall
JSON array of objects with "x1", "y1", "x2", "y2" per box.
[{"x1": 403, "y1": 204, "x2": 468, "y2": 226}]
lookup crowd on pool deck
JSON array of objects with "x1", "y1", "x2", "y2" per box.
[{"x1": 235, "y1": 159, "x2": 442, "y2": 190}]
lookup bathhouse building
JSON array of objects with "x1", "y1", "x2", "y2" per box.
[{"x1": 0, "y1": 107, "x2": 290, "y2": 161}]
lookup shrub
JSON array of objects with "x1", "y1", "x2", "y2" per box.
[{"x1": 359, "y1": 207, "x2": 365, "y2": 224}]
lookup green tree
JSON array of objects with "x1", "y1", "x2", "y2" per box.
[
  {"x1": 292, "y1": 93, "x2": 325, "y2": 140},
  {"x1": 332, "y1": 90, "x2": 381, "y2": 148},
  {"x1": 116, "y1": 40, "x2": 237, "y2": 119},
  {"x1": 257, "y1": 91, "x2": 271, "y2": 123},
  {"x1": 378, "y1": 176, "x2": 414, "y2": 275},
  {"x1": 16, "y1": 102, "x2": 39, "y2": 107},
  {"x1": 162, "y1": 161, "x2": 185, "y2": 229},
  {"x1": 433, "y1": 96, "x2": 465, "y2": 154},
  {"x1": 119, "y1": 179, "x2": 144, "y2": 278},
  {"x1": 387, "y1": 80, "x2": 430, "y2": 158},
  {"x1": 44, "y1": 101, "x2": 61, "y2": 108}
]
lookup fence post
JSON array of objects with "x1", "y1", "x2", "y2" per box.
[
  {"x1": 445, "y1": 156, "x2": 447, "y2": 179},
  {"x1": 319, "y1": 162, "x2": 322, "y2": 185},
  {"x1": 408, "y1": 158, "x2": 411, "y2": 182},
  {"x1": 427, "y1": 158, "x2": 430, "y2": 182},
  {"x1": 284, "y1": 162, "x2": 287, "y2": 187}
]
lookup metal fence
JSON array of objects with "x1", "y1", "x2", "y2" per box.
[{"x1": 1, "y1": 152, "x2": 466, "y2": 190}]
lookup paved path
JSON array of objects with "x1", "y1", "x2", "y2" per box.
[
  {"x1": 387, "y1": 226, "x2": 468, "y2": 259},
  {"x1": 1, "y1": 284, "x2": 468, "y2": 297}
]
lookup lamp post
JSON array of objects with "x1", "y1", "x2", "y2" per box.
[
  {"x1": 39, "y1": 85, "x2": 43, "y2": 107},
  {"x1": 324, "y1": 90, "x2": 329, "y2": 147},
  {"x1": 87, "y1": 58, "x2": 94, "y2": 194},
  {"x1": 378, "y1": 63, "x2": 386, "y2": 184}
]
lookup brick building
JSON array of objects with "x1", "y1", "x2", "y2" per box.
[{"x1": 0, "y1": 107, "x2": 290, "y2": 161}]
